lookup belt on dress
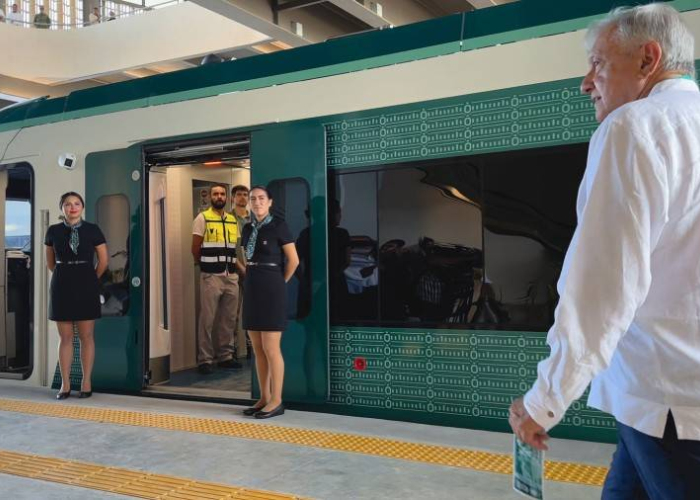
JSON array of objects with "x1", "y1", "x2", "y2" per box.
[
  {"x1": 247, "y1": 262, "x2": 279, "y2": 267},
  {"x1": 55, "y1": 261, "x2": 90, "y2": 265}
]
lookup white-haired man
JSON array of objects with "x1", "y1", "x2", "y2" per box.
[{"x1": 509, "y1": 4, "x2": 700, "y2": 499}]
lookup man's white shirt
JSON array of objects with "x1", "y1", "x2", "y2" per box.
[
  {"x1": 7, "y1": 10, "x2": 23, "y2": 25},
  {"x1": 524, "y1": 78, "x2": 700, "y2": 440}
]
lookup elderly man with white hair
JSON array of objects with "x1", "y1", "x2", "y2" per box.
[{"x1": 508, "y1": 3, "x2": 700, "y2": 499}]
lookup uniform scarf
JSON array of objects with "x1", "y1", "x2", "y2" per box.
[
  {"x1": 63, "y1": 219, "x2": 82, "y2": 255},
  {"x1": 246, "y1": 214, "x2": 272, "y2": 260}
]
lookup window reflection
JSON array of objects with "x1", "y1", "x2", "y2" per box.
[
  {"x1": 329, "y1": 172, "x2": 378, "y2": 322},
  {"x1": 327, "y1": 143, "x2": 587, "y2": 331},
  {"x1": 481, "y1": 145, "x2": 587, "y2": 330},
  {"x1": 377, "y1": 164, "x2": 482, "y2": 324},
  {"x1": 268, "y1": 178, "x2": 311, "y2": 319},
  {"x1": 95, "y1": 194, "x2": 130, "y2": 317}
]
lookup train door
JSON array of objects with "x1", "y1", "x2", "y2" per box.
[
  {"x1": 85, "y1": 147, "x2": 144, "y2": 391},
  {"x1": 143, "y1": 136, "x2": 252, "y2": 400},
  {"x1": 251, "y1": 123, "x2": 328, "y2": 403}
]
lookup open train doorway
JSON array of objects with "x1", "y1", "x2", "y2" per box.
[
  {"x1": 0, "y1": 163, "x2": 33, "y2": 380},
  {"x1": 143, "y1": 135, "x2": 252, "y2": 400}
]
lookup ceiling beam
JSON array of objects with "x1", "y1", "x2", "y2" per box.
[
  {"x1": 191, "y1": 0, "x2": 311, "y2": 46},
  {"x1": 325, "y1": 0, "x2": 389, "y2": 28},
  {"x1": 276, "y1": 0, "x2": 327, "y2": 11}
]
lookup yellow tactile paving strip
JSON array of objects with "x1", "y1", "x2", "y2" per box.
[
  {"x1": 0, "y1": 398, "x2": 608, "y2": 487},
  {"x1": 0, "y1": 449, "x2": 309, "y2": 499}
]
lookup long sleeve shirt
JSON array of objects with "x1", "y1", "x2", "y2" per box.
[{"x1": 524, "y1": 78, "x2": 700, "y2": 440}]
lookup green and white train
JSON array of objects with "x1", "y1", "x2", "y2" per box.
[{"x1": 3, "y1": 0, "x2": 699, "y2": 443}]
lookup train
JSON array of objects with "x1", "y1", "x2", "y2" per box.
[{"x1": 2, "y1": 0, "x2": 698, "y2": 444}]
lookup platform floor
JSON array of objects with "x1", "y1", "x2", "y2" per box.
[{"x1": 0, "y1": 385, "x2": 615, "y2": 499}]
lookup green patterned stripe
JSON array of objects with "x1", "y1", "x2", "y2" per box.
[{"x1": 329, "y1": 327, "x2": 616, "y2": 443}]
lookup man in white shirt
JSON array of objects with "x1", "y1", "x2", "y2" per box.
[
  {"x1": 508, "y1": 4, "x2": 700, "y2": 499},
  {"x1": 6, "y1": 3, "x2": 23, "y2": 26},
  {"x1": 88, "y1": 7, "x2": 100, "y2": 25}
]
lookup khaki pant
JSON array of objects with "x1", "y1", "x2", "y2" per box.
[{"x1": 197, "y1": 273, "x2": 238, "y2": 365}]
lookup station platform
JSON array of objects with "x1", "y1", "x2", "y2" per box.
[{"x1": 0, "y1": 385, "x2": 614, "y2": 499}]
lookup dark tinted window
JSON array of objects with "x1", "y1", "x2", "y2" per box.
[
  {"x1": 328, "y1": 143, "x2": 587, "y2": 332},
  {"x1": 482, "y1": 145, "x2": 586, "y2": 330},
  {"x1": 329, "y1": 171, "x2": 379, "y2": 322},
  {"x1": 96, "y1": 194, "x2": 130, "y2": 317},
  {"x1": 377, "y1": 162, "x2": 482, "y2": 325},
  {"x1": 268, "y1": 178, "x2": 311, "y2": 319}
]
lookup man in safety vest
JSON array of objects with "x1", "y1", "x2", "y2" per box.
[{"x1": 192, "y1": 184, "x2": 242, "y2": 374}]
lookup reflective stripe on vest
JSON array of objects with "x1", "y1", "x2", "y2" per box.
[{"x1": 200, "y1": 207, "x2": 238, "y2": 274}]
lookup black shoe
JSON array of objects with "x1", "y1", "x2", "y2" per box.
[
  {"x1": 56, "y1": 391, "x2": 70, "y2": 400},
  {"x1": 79, "y1": 391, "x2": 92, "y2": 399},
  {"x1": 242, "y1": 405, "x2": 265, "y2": 416},
  {"x1": 254, "y1": 404, "x2": 285, "y2": 419},
  {"x1": 218, "y1": 359, "x2": 242, "y2": 369},
  {"x1": 198, "y1": 363, "x2": 214, "y2": 375}
]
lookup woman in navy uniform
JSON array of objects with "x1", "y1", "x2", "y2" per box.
[
  {"x1": 240, "y1": 186, "x2": 299, "y2": 419},
  {"x1": 45, "y1": 192, "x2": 108, "y2": 399}
]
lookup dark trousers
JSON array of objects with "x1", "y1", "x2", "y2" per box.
[{"x1": 602, "y1": 412, "x2": 700, "y2": 500}]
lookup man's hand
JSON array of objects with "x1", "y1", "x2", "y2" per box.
[{"x1": 509, "y1": 397, "x2": 550, "y2": 451}]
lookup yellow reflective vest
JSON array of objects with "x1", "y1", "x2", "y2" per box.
[{"x1": 199, "y1": 207, "x2": 238, "y2": 274}]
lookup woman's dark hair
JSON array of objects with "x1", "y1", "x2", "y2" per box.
[
  {"x1": 59, "y1": 191, "x2": 85, "y2": 210},
  {"x1": 250, "y1": 185, "x2": 273, "y2": 200}
]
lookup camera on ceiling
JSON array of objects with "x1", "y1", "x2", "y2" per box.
[{"x1": 58, "y1": 153, "x2": 77, "y2": 170}]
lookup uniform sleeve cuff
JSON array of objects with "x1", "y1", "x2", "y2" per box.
[{"x1": 524, "y1": 389, "x2": 563, "y2": 432}]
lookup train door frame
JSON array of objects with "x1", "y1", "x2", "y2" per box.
[
  {"x1": 0, "y1": 161, "x2": 34, "y2": 381},
  {"x1": 141, "y1": 134, "x2": 253, "y2": 401}
]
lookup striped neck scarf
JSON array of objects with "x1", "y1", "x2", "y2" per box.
[
  {"x1": 246, "y1": 214, "x2": 272, "y2": 260},
  {"x1": 63, "y1": 219, "x2": 82, "y2": 255}
]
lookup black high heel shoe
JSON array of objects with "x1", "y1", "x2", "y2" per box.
[
  {"x1": 242, "y1": 403, "x2": 266, "y2": 416},
  {"x1": 56, "y1": 391, "x2": 70, "y2": 400},
  {"x1": 79, "y1": 391, "x2": 92, "y2": 399},
  {"x1": 254, "y1": 403, "x2": 285, "y2": 419}
]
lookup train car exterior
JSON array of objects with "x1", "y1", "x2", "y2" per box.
[{"x1": 2, "y1": 0, "x2": 700, "y2": 444}]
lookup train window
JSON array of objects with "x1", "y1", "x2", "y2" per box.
[
  {"x1": 95, "y1": 194, "x2": 130, "y2": 317},
  {"x1": 1, "y1": 163, "x2": 34, "y2": 378},
  {"x1": 329, "y1": 171, "x2": 379, "y2": 322},
  {"x1": 5, "y1": 201, "x2": 30, "y2": 249},
  {"x1": 377, "y1": 161, "x2": 483, "y2": 325},
  {"x1": 267, "y1": 178, "x2": 311, "y2": 319},
  {"x1": 329, "y1": 143, "x2": 586, "y2": 332},
  {"x1": 481, "y1": 144, "x2": 587, "y2": 331}
]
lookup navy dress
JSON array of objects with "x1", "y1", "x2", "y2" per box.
[
  {"x1": 44, "y1": 222, "x2": 106, "y2": 321},
  {"x1": 241, "y1": 217, "x2": 293, "y2": 331}
]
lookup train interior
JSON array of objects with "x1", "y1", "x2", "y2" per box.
[
  {"x1": 0, "y1": 163, "x2": 33, "y2": 379},
  {"x1": 143, "y1": 136, "x2": 252, "y2": 399}
]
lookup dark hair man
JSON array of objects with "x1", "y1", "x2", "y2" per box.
[{"x1": 191, "y1": 184, "x2": 242, "y2": 374}]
